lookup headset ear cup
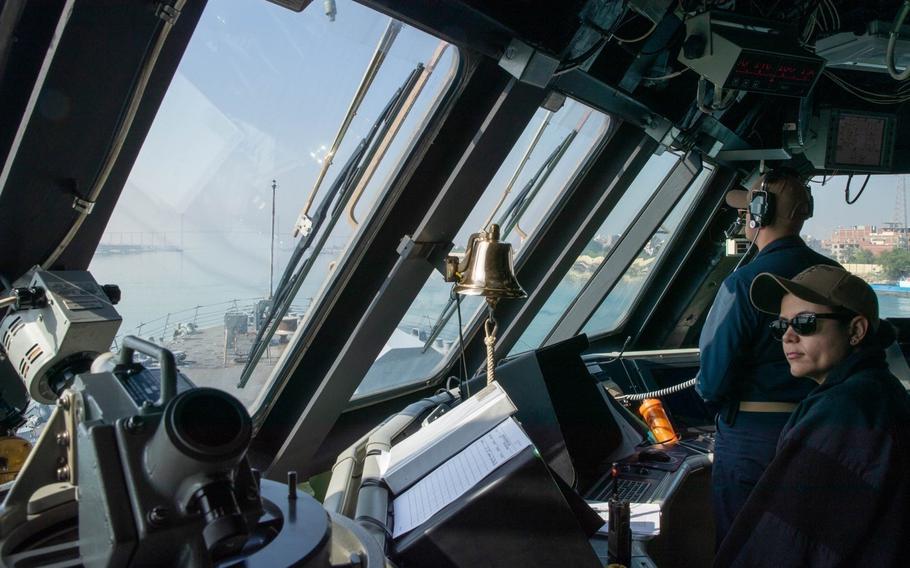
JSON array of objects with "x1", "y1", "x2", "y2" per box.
[
  {"x1": 789, "y1": 191, "x2": 812, "y2": 219},
  {"x1": 749, "y1": 191, "x2": 773, "y2": 228}
]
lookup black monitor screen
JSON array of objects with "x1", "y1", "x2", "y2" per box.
[
  {"x1": 826, "y1": 110, "x2": 895, "y2": 171},
  {"x1": 495, "y1": 336, "x2": 626, "y2": 490}
]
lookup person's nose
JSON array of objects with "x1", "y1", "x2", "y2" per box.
[{"x1": 782, "y1": 324, "x2": 798, "y2": 343}]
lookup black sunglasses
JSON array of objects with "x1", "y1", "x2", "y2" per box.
[{"x1": 769, "y1": 312, "x2": 854, "y2": 341}]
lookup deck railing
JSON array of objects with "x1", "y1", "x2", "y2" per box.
[{"x1": 112, "y1": 298, "x2": 313, "y2": 350}]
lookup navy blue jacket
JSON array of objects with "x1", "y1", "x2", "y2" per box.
[
  {"x1": 697, "y1": 236, "x2": 839, "y2": 405},
  {"x1": 715, "y1": 347, "x2": 910, "y2": 566}
]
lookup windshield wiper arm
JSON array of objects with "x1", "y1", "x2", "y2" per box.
[
  {"x1": 293, "y1": 19, "x2": 403, "y2": 237},
  {"x1": 506, "y1": 129, "x2": 576, "y2": 239},
  {"x1": 332, "y1": 64, "x2": 425, "y2": 220},
  {"x1": 238, "y1": 67, "x2": 422, "y2": 388},
  {"x1": 512, "y1": 110, "x2": 592, "y2": 238}
]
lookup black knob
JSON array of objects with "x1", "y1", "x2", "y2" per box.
[
  {"x1": 102, "y1": 284, "x2": 121, "y2": 305},
  {"x1": 683, "y1": 34, "x2": 706, "y2": 60},
  {"x1": 192, "y1": 481, "x2": 248, "y2": 559},
  {"x1": 288, "y1": 471, "x2": 298, "y2": 500}
]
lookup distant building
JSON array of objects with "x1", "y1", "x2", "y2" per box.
[
  {"x1": 822, "y1": 225, "x2": 908, "y2": 263},
  {"x1": 802, "y1": 235, "x2": 827, "y2": 256}
]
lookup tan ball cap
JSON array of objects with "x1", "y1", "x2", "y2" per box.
[{"x1": 749, "y1": 265, "x2": 879, "y2": 330}]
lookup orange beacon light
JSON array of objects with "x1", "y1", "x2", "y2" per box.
[{"x1": 638, "y1": 398, "x2": 678, "y2": 445}]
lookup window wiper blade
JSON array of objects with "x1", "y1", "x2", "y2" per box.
[
  {"x1": 507, "y1": 129, "x2": 576, "y2": 239},
  {"x1": 237, "y1": 153, "x2": 362, "y2": 388},
  {"x1": 263, "y1": 98, "x2": 395, "y2": 333},
  {"x1": 345, "y1": 42, "x2": 448, "y2": 227},
  {"x1": 273, "y1": 67, "x2": 421, "y2": 319},
  {"x1": 238, "y1": 66, "x2": 422, "y2": 388},
  {"x1": 480, "y1": 111, "x2": 552, "y2": 230},
  {"x1": 332, "y1": 64, "x2": 425, "y2": 220},
  {"x1": 512, "y1": 110, "x2": 592, "y2": 238}
]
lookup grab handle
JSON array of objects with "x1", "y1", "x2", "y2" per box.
[{"x1": 118, "y1": 335, "x2": 177, "y2": 406}]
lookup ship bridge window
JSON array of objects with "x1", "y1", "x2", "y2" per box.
[
  {"x1": 88, "y1": 0, "x2": 459, "y2": 409},
  {"x1": 581, "y1": 164, "x2": 714, "y2": 336},
  {"x1": 802, "y1": 174, "x2": 910, "y2": 319},
  {"x1": 352, "y1": 102, "x2": 610, "y2": 400},
  {"x1": 509, "y1": 150, "x2": 681, "y2": 354}
]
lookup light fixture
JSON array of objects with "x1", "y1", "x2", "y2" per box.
[{"x1": 445, "y1": 224, "x2": 526, "y2": 386}]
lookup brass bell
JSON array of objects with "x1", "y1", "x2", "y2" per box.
[{"x1": 452, "y1": 224, "x2": 526, "y2": 300}]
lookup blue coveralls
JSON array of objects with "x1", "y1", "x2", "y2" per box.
[
  {"x1": 714, "y1": 347, "x2": 910, "y2": 566},
  {"x1": 696, "y1": 235, "x2": 839, "y2": 548}
]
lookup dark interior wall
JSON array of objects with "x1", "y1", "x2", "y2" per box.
[
  {"x1": 0, "y1": 1, "x2": 206, "y2": 282},
  {"x1": 0, "y1": 1, "x2": 66, "y2": 171}
]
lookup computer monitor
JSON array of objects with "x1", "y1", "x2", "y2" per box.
[
  {"x1": 824, "y1": 109, "x2": 895, "y2": 172},
  {"x1": 495, "y1": 335, "x2": 639, "y2": 490}
]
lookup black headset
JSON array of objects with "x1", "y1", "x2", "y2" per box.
[
  {"x1": 748, "y1": 168, "x2": 813, "y2": 229},
  {"x1": 748, "y1": 182, "x2": 774, "y2": 229}
]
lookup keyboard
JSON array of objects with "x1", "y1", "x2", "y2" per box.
[{"x1": 597, "y1": 478, "x2": 651, "y2": 502}]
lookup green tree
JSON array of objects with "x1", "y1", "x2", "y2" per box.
[
  {"x1": 845, "y1": 248, "x2": 875, "y2": 264},
  {"x1": 878, "y1": 248, "x2": 910, "y2": 280}
]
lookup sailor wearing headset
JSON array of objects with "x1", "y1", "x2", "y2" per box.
[{"x1": 696, "y1": 167, "x2": 840, "y2": 547}]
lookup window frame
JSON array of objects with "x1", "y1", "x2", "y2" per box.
[
  {"x1": 589, "y1": 165, "x2": 738, "y2": 351},
  {"x1": 261, "y1": 60, "x2": 550, "y2": 476},
  {"x1": 455, "y1": 122, "x2": 661, "y2": 384},
  {"x1": 579, "y1": 162, "x2": 716, "y2": 338},
  {"x1": 346, "y1": 101, "x2": 616, "y2": 406},
  {"x1": 542, "y1": 150, "x2": 704, "y2": 346}
]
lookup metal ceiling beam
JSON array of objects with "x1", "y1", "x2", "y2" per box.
[
  {"x1": 555, "y1": 67, "x2": 759, "y2": 166},
  {"x1": 554, "y1": 69, "x2": 674, "y2": 143},
  {"x1": 257, "y1": 59, "x2": 546, "y2": 477},
  {"x1": 0, "y1": 0, "x2": 73, "y2": 196},
  {"x1": 359, "y1": 0, "x2": 512, "y2": 59},
  {"x1": 0, "y1": 0, "x2": 65, "y2": 171},
  {"x1": 544, "y1": 150, "x2": 702, "y2": 344}
]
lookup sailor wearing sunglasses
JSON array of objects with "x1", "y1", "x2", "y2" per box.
[
  {"x1": 715, "y1": 265, "x2": 910, "y2": 566},
  {"x1": 697, "y1": 168, "x2": 839, "y2": 547}
]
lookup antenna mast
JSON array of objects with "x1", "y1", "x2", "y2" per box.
[{"x1": 895, "y1": 176, "x2": 908, "y2": 250}]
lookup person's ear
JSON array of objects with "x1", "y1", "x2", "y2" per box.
[{"x1": 849, "y1": 316, "x2": 869, "y2": 346}]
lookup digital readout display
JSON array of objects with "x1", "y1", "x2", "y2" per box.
[{"x1": 725, "y1": 51, "x2": 821, "y2": 96}]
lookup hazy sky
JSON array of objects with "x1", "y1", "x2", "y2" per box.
[{"x1": 802, "y1": 174, "x2": 906, "y2": 240}]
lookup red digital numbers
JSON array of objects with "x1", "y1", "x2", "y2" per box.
[{"x1": 729, "y1": 52, "x2": 819, "y2": 94}]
